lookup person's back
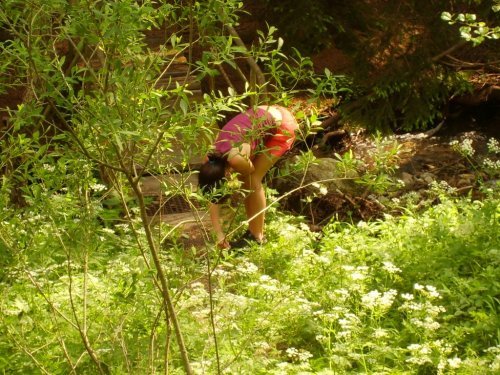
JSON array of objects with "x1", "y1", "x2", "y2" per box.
[{"x1": 214, "y1": 108, "x2": 274, "y2": 155}]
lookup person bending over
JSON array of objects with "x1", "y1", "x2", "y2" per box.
[{"x1": 198, "y1": 105, "x2": 298, "y2": 249}]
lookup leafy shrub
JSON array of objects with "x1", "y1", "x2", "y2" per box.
[
  {"x1": 342, "y1": 67, "x2": 473, "y2": 132},
  {"x1": 1, "y1": 179, "x2": 499, "y2": 373}
]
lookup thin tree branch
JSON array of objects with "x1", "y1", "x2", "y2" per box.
[
  {"x1": 431, "y1": 40, "x2": 468, "y2": 62},
  {"x1": 128, "y1": 176, "x2": 193, "y2": 375},
  {"x1": 217, "y1": 64, "x2": 236, "y2": 91},
  {"x1": 225, "y1": 25, "x2": 266, "y2": 86}
]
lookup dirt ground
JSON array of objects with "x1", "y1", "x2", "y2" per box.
[{"x1": 278, "y1": 100, "x2": 500, "y2": 226}]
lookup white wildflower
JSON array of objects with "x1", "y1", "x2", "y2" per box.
[
  {"x1": 425, "y1": 285, "x2": 440, "y2": 298},
  {"x1": 451, "y1": 137, "x2": 475, "y2": 157},
  {"x1": 361, "y1": 290, "x2": 381, "y2": 309},
  {"x1": 316, "y1": 254, "x2": 331, "y2": 265},
  {"x1": 190, "y1": 282, "x2": 206, "y2": 290},
  {"x1": 42, "y1": 163, "x2": 55, "y2": 172},
  {"x1": 462, "y1": 138, "x2": 475, "y2": 155},
  {"x1": 350, "y1": 271, "x2": 365, "y2": 280},
  {"x1": 236, "y1": 261, "x2": 258, "y2": 275},
  {"x1": 114, "y1": 223, "x2": 131, "y2": 233},
  {"x1": 338, "y1": 319, "x2": 351, "y2": 329},
  {"x1": 401, "y1": 293, "x2": 414, "y2": 300},
  {"x1": 410, "y1": 317, "x2": 441, "y2": 331},
  {"x1": 486, "y1": 346, "x2": 500, "y2": 371},
  {"x1": 276, "y1": 362, "x2": 292, "y2": 370},
  {"x1": 357, "y1": 221, "x2": 368, "y2": 228},
  {"x1": 373, "y1": 328, "x2": 389, "y2": 339},
  {"x1": 362, "y1": 289, "x2": 397, "y2": 310},
  {"x1": 336, "y1": 330, "x2": 352, "y2": 338},
  {"x1": 334, "y1": 246, "x2": 349, "y2": 256},
  {"x1": 447, "y1": 356, "x2": 462, "y2": 369},
  {"x1": 91, "y1": 183, "x2": 107, "y2": 192},
  {"x1": 253, "y1": 341, "x2": 274, "y2": 357},
  {"x1": 259, "y1": 275, "x2": 272, "y2": 282},
  {"x1": 299, "y1": 222, "x2": 310, "y2": 231},
  {"x1": 406, "y1": 343, "x2": 432, "y2": 365},
  {"x1": 286, "y1": 347, "x2": 313, "y2": 362},
  {"x1": 211, "y1": 267, "x2": 229, "y2": 277},
  {"x1": 315, "y1": 334, "x2": 327, "y2": 343},
  {"x1": 487, "y1": 138, "x2": 500, "y2": 154},
  {"x1": 331, "y1": 288, "x2": 350, "y2": 301},
  {"x1": 338, "y1": 313, "x2": 359, "y2": 331},
  {"x1": 414, "y1": 283, "x2": 424, "y2": 291},
  {"x1": 483, "y1": 157, "x2": 500, "y2": 171},
  {"x1": 380, "y1": 289, "x2": 398, "y2": 308},
  {"x1": 382, "y1": 261, "x2": 402, "y2": 274}
]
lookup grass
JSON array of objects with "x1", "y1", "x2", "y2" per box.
[{"x1": 0, "y1": 187, "x2": 499, "y2": 374}]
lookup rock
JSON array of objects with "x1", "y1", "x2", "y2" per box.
[
  {"x1": 400, "y1": 172, "x2": 414, "y2": 186},
  {"x1": 457, "y1": 173, "x2": 475, "y2": 187},
  {"x1": 273, "y1": 157, "x2": 361, "y2": 195},
  {"x1": 420, "y1": 172, "x2": 436, "y2": 184}
]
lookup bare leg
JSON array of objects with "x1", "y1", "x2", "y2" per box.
[{"x1": 243, "y1": 152, "x2": 279, "y2": 241}]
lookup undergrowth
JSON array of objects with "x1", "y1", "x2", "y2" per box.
[{"x1": 1, "y1": 187, "x2": 498, "y2": 374}]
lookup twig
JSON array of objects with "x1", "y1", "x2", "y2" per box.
[
  {"x1": 424, "y1": 118, "x2": 446, "y2": 137},
  {"x1": 24, "y1": 271, "x2": 78, "y2": 329},
  {"x1": 319, "y1": 129, "x2": 347, "y2": 148},
  {"x1": 6, "y1": 333, "x2": 51, "y2": 375},
  {"x1": 225, "y1": 25, "x2": 266, "y2": 87},
  {"x1": 431, "y1": 40, "x2": 468, "y2": 62},
  {"x1": 217, "y1": 64, "x2": 236, "y2": 91},
  {"x1": 335, "y1": 188, "x2": 357, "y2": 206}
]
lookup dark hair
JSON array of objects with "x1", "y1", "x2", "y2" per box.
[{"x1": 198, "y1": 153, "x2": 229, "y2": 203}]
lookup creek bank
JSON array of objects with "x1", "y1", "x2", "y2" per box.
[{"x1": 272, "y1": 122, "x2": 499, "y2": 225}]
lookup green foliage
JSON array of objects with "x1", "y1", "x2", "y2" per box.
[
  {"x1": 255, "y1": 26, "x2": 354, "y2": 104},
  {"x1": 343, "y1": 67, "x2": 473, "y2": 132},
  {"x1": 5, "y1": 188, "x2": 498, "y2": 373},
  {"x1": 442, "y1": 2, "x2": 500, "y2": 45},
  {"x1": 260, "y1": 0, "x2": 336, "y2": 54},
  {"x1": 450, "y1": 136, "x2": 500, "y2": 180},
  {"x1": 340, "y1": 0, "x2": 498, "y2": 132},
  {"x1": 339, "y1": 134, "x2": 403, "y2": 195},
  {"x1": 258, "y1": 0, "x2": 497, "y2": 132},
  {"x1": 1, "y1": 0, "x2": 499, "y2": 373},
  {"x1": 0, "y1": 0, "x2": 271, "y2": 372}
]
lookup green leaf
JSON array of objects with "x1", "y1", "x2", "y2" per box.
[
  {"x1": 441, "y1": 12, "x2": 452, "y2": 21},
  {"x1": 277, "y1": 37, "x2": 284, "y2": 50},
  {"x1": 179, "y1": 98, "x2": 188, "y2": 114},
  {"x1": 465, "y1": 13, "x2": 477, "y2": 22}
]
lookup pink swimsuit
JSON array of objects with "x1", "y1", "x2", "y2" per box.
[{"x1": 214, "y1": 106, "x2": 298, "y2": 158}]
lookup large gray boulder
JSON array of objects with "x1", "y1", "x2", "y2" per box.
[{"x1": 273, "y1": 157, "x2": 361, "y2": 196}]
